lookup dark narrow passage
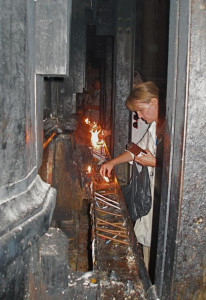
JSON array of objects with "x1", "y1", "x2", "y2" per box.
[{"x1": 39, "y1": 130, "x2": 93, "y2": 273}]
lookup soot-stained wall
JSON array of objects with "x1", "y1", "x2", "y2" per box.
[{"x1": 0, "y1": 0, "x2": 57, "y2": 293}]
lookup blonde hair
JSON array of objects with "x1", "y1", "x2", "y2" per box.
[
  {"x1": 133, "y1": 71, "x2": 143, "y2": 87},
  {"x1": 126, "y1": 81, "x2": 159, "y2": 111}
]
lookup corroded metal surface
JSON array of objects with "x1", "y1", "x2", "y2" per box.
[
  {"x1": 156, "y1": 1, "x2": 206, "y2": 299},
  {"x1": 36, "y1": 0, "x2": 72, "y2": 75},
  {"x1": 112, "y1": 0, "x2": 136, "y2": 185}
]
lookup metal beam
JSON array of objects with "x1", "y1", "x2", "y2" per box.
[
  {"x1": 104, "y1": 37, "x2": 113, "y2": 151},
  {"x1": 112, "y1": 0, "x2": 136, "y2": 184},
  {"x1": 71, "y1": 0, "x2": 86, "y2": 93},
  {"x1": 0, "y1": 0, "x2": 56, "y2": 286},
  {"x1": 155, "y1": 1, "x2": 206, "y2": 299},
  {"x1": 96, "y1": 0, "x2": 116, "y2": 36},
  {"x1": 36, "y1": 0, "x2": 72, "y2": 76}
]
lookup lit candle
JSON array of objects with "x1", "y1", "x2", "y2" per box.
[
  {"x1": 90, "y1": 128, "x2": 101, "y2": 148},
  {"x1": 85, "y1": 118, "x2": 90, "y2": 124},
  {"x1": 103, "y1": 176, "x2": 109, "y2": 183}
]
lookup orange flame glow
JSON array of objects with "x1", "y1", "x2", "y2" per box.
[
  {"x1": 43, "y1": 132, "x2": 56, "y2": 150},
  {"x1": 98, "y1": 139, "x2": 104, "y2": 145},
  {"x1": 85, "y1": 118, "x2": 90, "y2": 124},
  {"x1": 90, "y1": 128, "x2": 101, "y2": 148}
]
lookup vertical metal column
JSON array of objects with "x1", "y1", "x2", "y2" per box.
[
  {"x1": 59, "y1": 0, "x2": 86, "y2": 117},
  {"x1": 0, "y1": 0, "x2": 56, "y2": 281},
  {"x1": 100, "y1": 59, "x2": 105, "y2": 127},
  {"x1": 51, "y1": 79, "x2": 59, "y2": 117},
  {"x1": 113, "y1": 0, "x2": 135, "y2": 184},
  {"x1": 105, "y1": 37, "x2": 113, "y2": 151},
  {"x1": 58, "y1": 0, "x2": 87, "y2": 117},
  {"x1": 155, "y1": 1, "x2": 206, "y2": 299},
  {"x1": 141, "y1": 0, "x2": 169, "y2": 85},
  {"x1": 141, "y1": 0, "x2": 156, "y2": 81},
  {"x1": 72, "y1": 0, "x2": 86, "y2": 93},
  {"x1": 60, "y1": 77, "x2": 76, "y2": 117},
  {"x1": 134, "y1": 0, "x2": 144, "y2": 72},
  {"x1": 36, "y1": 0, "x2": 72, "y2": 76}
]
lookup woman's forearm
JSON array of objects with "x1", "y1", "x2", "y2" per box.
[
  {"x1": 111, "y1": 151, "x2": 133, "y2": 166},
  {"x1": 100, "y1": 151, "x2": 133, "y2": 177}
]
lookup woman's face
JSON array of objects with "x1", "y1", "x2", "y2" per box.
[{"x1": 135, "y1": 98, "x2": 158, "y2": 124}]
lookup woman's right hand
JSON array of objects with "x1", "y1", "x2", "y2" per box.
[
  {"x1": 99, "y1": 160, "x2": 115, "y2": 178},
  {"x1": 99, "y1": 151, "x2": 133, "y2": 178}
]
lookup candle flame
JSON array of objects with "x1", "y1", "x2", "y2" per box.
[
  {"x1": 85, "y1": 118, "x2": 90, "y2": 124},
  {"x1": 90, "y1": 128, "x2": 101, "y2": 148},
  {"x1": 87, "y1": 165, "x2": 91, "y2": 173},
  {"x1": 103, "y1": 176, "x2": 109, "y2": 183},
  {"x1": 98, "y1": 139, "x2": 104, "y2": 145}
]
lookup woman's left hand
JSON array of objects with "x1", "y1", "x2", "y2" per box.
[{"x1": 134, "y1": 149, "x2": 156, "y2": 167}]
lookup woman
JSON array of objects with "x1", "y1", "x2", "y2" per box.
[{"x1": 100, "y1": 81, "x2": 159, "y2": 269}]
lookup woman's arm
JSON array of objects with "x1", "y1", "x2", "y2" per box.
[
  {"x1": 134, "y1": 149, "x2": 156, "y2": 167},
  {"x1": 100, "y1": 151, "x2": 133, "y2": 177},
  {"x1": 135, "y1": 122, "x2": 156, "y2": 167}
]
